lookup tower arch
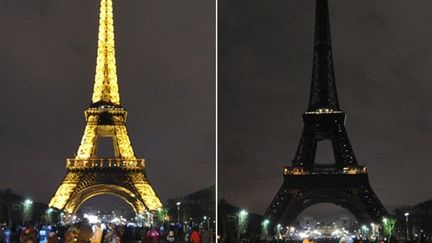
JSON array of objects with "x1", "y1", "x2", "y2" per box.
[
  {"x1": 64, "y1": 184, "x2": 145, "y2": 214},
  {"x1": 277, "y1": 190, "x2": 372, "y2": 226}
]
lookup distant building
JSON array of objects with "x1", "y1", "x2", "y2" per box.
[
  {"x1": 166, "y1": 186, "x2": 215, "y2": 228},
  {"x1": 299, "y1": 217, "x2": 318, "y2": 229},
  {"x1": 336, "y1": 215, "x2": 356, "y2": 229}
]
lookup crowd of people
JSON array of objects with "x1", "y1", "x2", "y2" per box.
[{"x1": 0, "y1": 221, "x2": 214, "y2": 243}]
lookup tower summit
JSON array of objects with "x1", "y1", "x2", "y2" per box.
[
  {"x1": 49, "y1": 0, "x2": 162, "y2": 215},
  {"x1": 264, "y1": 0, "x2": 387, "y2": 230},
  {"x1": 92, "y1": 0, "x2": 120, "y2": 106},
  {"x1": 308, "y1": 0, "x2": 339, "y2": 111}
]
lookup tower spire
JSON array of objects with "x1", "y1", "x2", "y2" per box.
[
  {"x1": 92, "y1": 0, "x2": 120, "y2": 106},
  {"x1": 308, "y1": 0, "x2": 339, "y2": 111}
]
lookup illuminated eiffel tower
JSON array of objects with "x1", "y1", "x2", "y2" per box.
[
  {"x1": 264, "y1": 0, "x2": 387, "y2": 229},
  {"x1": 49, "y1": 0, "x2": 162, "y2": 215}
]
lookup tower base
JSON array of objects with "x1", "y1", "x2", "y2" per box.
[
  {"x1": 49, "y1": 158, "x2": 162, "y2": 214},
  {"x1": 265, "y1": 166, "x2": 387, "y2": 230}
]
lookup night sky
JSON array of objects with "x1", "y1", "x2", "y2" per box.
[
  {"x1": 219, "y1": 0, "x2": 432, "y2": 214},
  {"x1": 0, "y1": 1, "x2": 215, "y2": 206}
]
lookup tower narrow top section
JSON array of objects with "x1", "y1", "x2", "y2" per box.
[
  {"x1": 308, "y1": 0, "x2": 339, "y2": 112},
  {"x1": 92, "y1": 0, "x2": 120, "y2": 106}
]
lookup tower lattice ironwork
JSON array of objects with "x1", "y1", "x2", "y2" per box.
[
  {"x1": 264, "y1": 0, "x2": 387, "y2": 229},
  {"x1": 49, "y1": 0, "x2": 162, "y2": 214}
]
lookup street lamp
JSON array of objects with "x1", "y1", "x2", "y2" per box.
[
  {"x1": 404, "y1": 212, "x2": 410, "y2": 241},
  {"x1": 276, "y1": 224, "x2": 282, "y2": 238},
  {"x1": 261, "y1": 219, "x2": 270, "y2": 240},
  {"x1": 46, "y1": 208, "x2": 54, "y2": 223},
  {"x1": 22, "y1": 199, "x2": 33, "y2": 224},
  {"x1": 176, "y1": 202, "x2": 181, "y2": 223},
  {"x1": 237, "y1": 210, "x2": 249, "y2": 241},
  {"x1": 203, "y1": 216, "x2": 210, "y2": 229},
  {"x1": 361, "y1": 225, "x2": 369, "y2": 239},
  {"x1": 239, "y1": 210, "x2": 248, "y2": 218}
]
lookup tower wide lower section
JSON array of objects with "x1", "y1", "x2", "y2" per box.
[
  {"x1": 49, "y1": 158, "x2": 162, "y2": 214},
  {"x1": 264, "y1": 166, "x2": 387, "y2": 229}
]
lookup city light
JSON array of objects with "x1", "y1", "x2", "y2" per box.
[
  {"x1": 239, "y1": 209, "x2": 248, "y2": 217},
  {"x1": 299, "y1": 231, "x2": 309, "y2": 239},
  {"x1": 237, "y1": 209, "x2": 249, "y2": 240},
  {"x1": 83, "y1": 214, "x2": 100, "y2": 224},
  {"x1": 24, "y1": 199, "x2": 33, "y2": 205},
  {"x1": 111, "y1": 217, "x2": 121, "y2": 224},
  {"x1": 176, "y1": 202, "x2": 181, "y2": 223},
  {"x1": 404, "y1": 212, "x2": 410, "y2": 241}
]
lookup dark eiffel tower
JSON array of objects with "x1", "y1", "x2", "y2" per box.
[{"x1": 264, "y1": 0, "x2": 388, "y2": 229}]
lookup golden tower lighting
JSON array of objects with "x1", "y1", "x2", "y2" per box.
[{"x1": 49, "y1": 0, "x2": 162, "y2": 214}]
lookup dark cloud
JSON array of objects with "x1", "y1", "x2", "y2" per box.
[
  {"x1": 0, "y1": 0, "x2": 215, "y2": 204},
  {"x1": 219, "y1": 0, "x2": 432, "y2": 213}
]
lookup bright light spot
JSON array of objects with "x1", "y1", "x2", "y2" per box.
[
  {"x1": 83, "y1": 214, "x2": 99, "y2": 224},
  {"x1": 239, "y1": 210, "x2": 248, "y2": 217},
  {"x1": 111, "y1": 217, "x2": 120, "y2": 224},
  {"x1": 176, "y1": 202, "x2": 181, "y2": 206},
  {"x1": 24, "y1": 199, "x2": 33, "y2": 205},
  {"x1": 299, "y1": 231, "x2": 309, "y2": 239},
  {"x1": 404, "y1": 212, "x2": 410, "y2": 217}
]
